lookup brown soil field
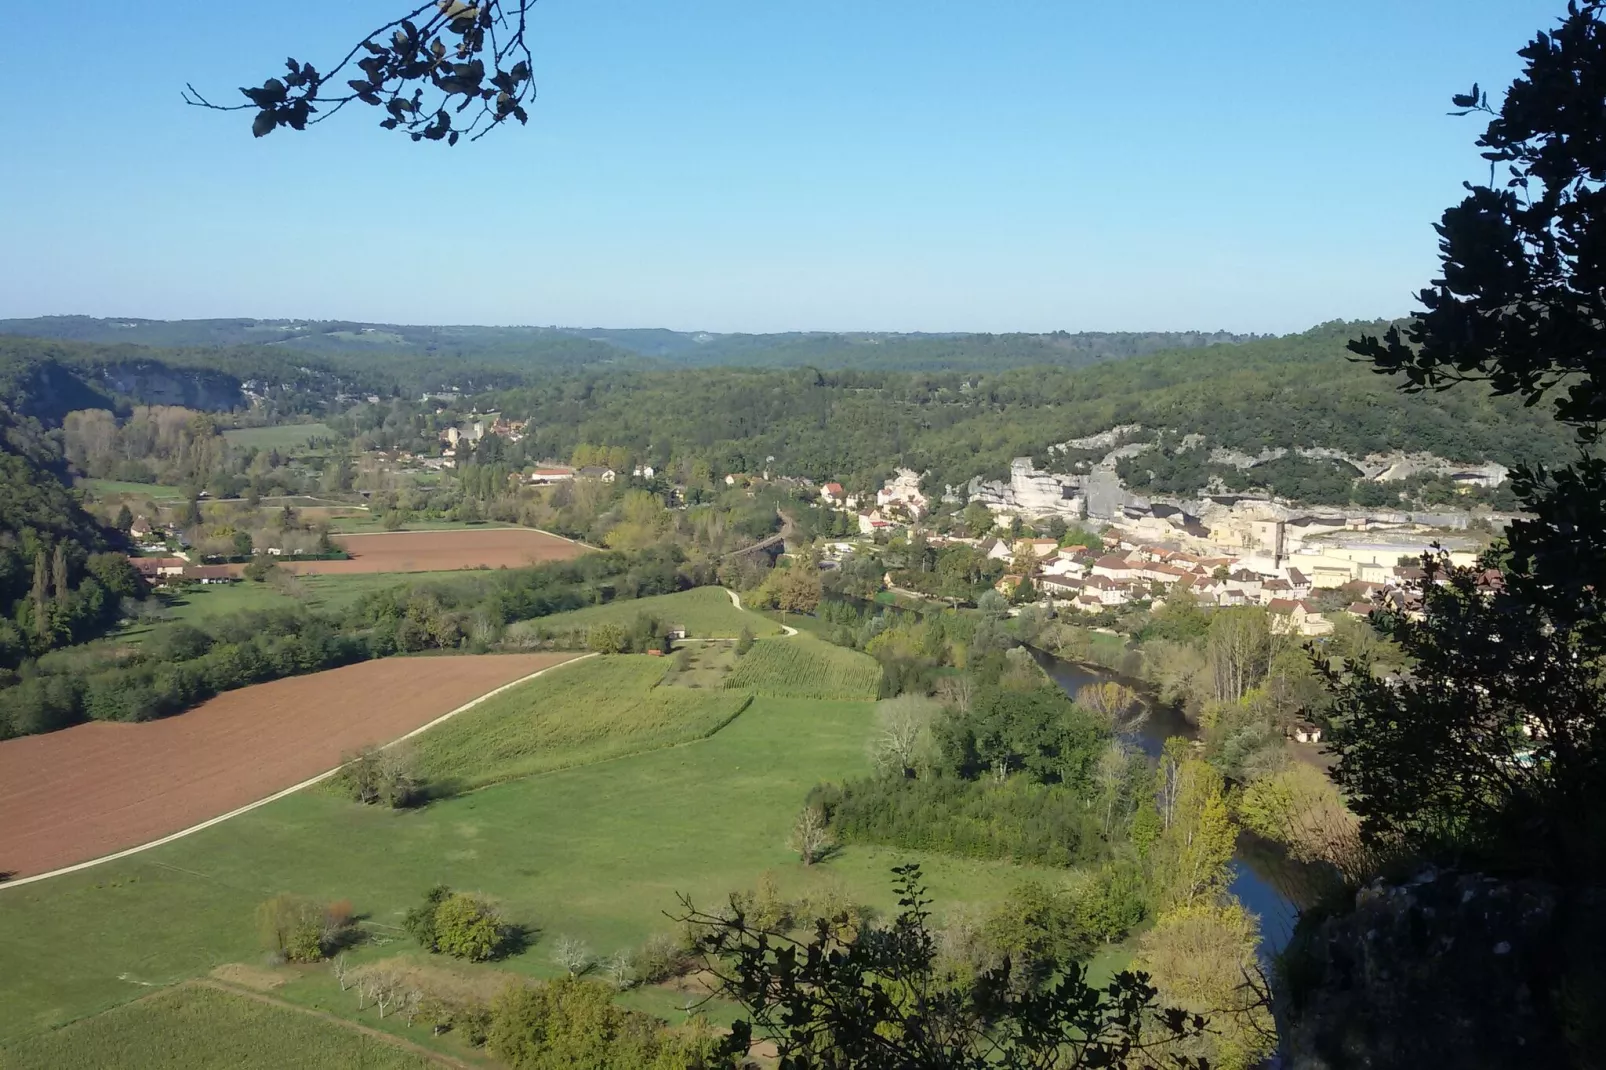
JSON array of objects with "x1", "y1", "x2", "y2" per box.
[
  {"x1": 0, "y1": 653, "x2": 577, "y2": 879},
  {"x1": 283, "y1": 528, "x2": 589, "y2": 575}
]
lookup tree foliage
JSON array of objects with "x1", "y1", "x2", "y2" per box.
[
  {"x1": 683, "y1": 864, "x2": 1208, "y2": 1069},
  {"x1": 187, "y1": 2, "x2": 535, "y2": 145},
  {"x1": 1334, "y1": 1, "x2": 1606, "y2": 881}
]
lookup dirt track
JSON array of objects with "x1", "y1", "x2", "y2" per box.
[
  {"x1": 289, "y1": 528, "x2": 587, "y2": 575},
  {"x1": 0, "y1": 654, "x2": 575, "y2": 879}
]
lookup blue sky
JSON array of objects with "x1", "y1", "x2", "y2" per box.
[{"x1": 0, "y1": 1, "x2": 1566, "y2": 333}]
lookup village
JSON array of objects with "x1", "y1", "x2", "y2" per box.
[
  {"x1": 316, "y1": 408, "x2": 1500, "y2": 643},
  {"x1": 808, "y1": 455, "x2": 1493, "y2": 638}
]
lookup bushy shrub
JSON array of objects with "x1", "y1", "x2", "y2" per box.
[
  {"x1": 403, "y1": 885, "x2": 452, "y2": 951},
  {"x1": 488, "y1": 976, "x2": 724, "y2": 1069},
  {"x1": 256, "y1": 893, "x2": 348, "y2": 963},
  {"x1": 407, "y1": 888, "x2": 507, "y2": 962},
  {"x1": 636, "y1": 931, "x2": 696, "y2": 984},
  {"x1": 331, "y1": 744, "x2": 421, "y2": 807}
]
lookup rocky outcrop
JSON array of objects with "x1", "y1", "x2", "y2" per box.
[
  {"x1": 1281, "y1": 869, "x2": 1604, "y2": 1070},
  {"x1": 95, "y1": 361, "x2": 242, "y2": 411},
  {"x1": 960, "y1": 458, "x2": 1087, "y2": 519}
]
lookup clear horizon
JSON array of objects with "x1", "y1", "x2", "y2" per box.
[{"x1": 0, "y1": 0, "x2": 1564, "y2": 334}]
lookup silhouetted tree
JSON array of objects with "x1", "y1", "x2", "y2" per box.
[
  {"x1": 186, "y1": 2, "x2": 536, "y2": 145},
  {"x1": 1340, "y1": 1, "x2": 1606, "y2": 880}
]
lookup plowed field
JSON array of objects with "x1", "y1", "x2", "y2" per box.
[
  {"x1": 0, "y1": 653, "x2": 578, "y2": 879},
  {"x1": 286, "y1": 528, "x2": 587, "y2": 575}
]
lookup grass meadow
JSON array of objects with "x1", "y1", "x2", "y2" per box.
[
  {"x1": 78, "y1": 478, "x2": 186, "y2": 500},
  {"x1": 112, "y1": 573, "x2": 425, "y2": 637},
  {"x1": 221, "y1": 423, "x2": 336, "y2": 451},
  {"x1": 506, "y1": 586, "x2": 781, "y2": 641},
  {"x1": 0, "y1": 618, "x2": 1089, "y2": 1064},
  {"x1": 0, "y1": 984, "x2": 436, "y2": 1070},
  {"x1": 0, "y1": 667, "x2": 1065, "y2": 1054},
  {"x1": 409, "y1": 654, "x2": 752, "y2": 790},
  {"x1": 723, "y1": 634, "x2": 884, "y2": 700}
]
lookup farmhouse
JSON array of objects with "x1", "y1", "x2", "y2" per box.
[
  {"x1": 578, "y1": 466, "x2": 617, "y2": 482},
  {"x1": 821, "y1": 482, "x2": 847, "y2": 505},
  {"x1": 129, "y1": 556, "x2": 188, "y2": 582},
  {"x1": 187, "y1": 564, "x2": 237, "y2": 585}
]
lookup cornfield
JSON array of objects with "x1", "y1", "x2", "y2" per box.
[{"x1": 723, "y1": 637, "x2": 882, "y2": 701}]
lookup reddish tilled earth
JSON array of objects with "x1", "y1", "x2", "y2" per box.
[
  {"x1": 289, "y1": 528, "x2": 588, "y2": 575},
  {"x1": 0, "y1": 653, "x2": 577, "y2": 879}
]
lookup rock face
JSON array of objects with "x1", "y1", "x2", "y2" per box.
[
  {"x1": 1281, "y1": 869, "x2": 1604, "y2": 1070},
  {"x1": 960, "y1": 458, "x2": 1086, "y2": 519}
]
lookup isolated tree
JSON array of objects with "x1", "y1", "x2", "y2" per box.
[
  {"x1": 1338, "y1": 1, "x2": 1606, "y2": 878},
  {"x1": 257, "y1": 893, "x2": 327, "y2": 963},
  {"x1": 551, "y1": 935, "x2": 594, "y2": 977},
  {"x1": 605, "y1": 948, "x2": 636, "y2": 991},
  {"x1": 787, "y1": 805, "x2": 833, "y2": 865},
  {"x1": 869, "y1": 694, "x2": 939, "y2": 778},
  {"x1": 1135, "y1": 900, "x2": 1274, "y2": 1070},
  {"x1": 187, "y1": 2, "x2": 536, "y2": 145},
  {"x1": 114, "y1": 504, "x2": 134, "y2": 533},
  {"x1": 776, "y1": 563, "x2": 824, "y2": 615},
  {"x1": 1077, "y1": 681, "x2": 1145, "y2": 733},
  {"x1": 433, "y1": 893, "x2": 507, "y2": 961},
  {"x1": 1206, "y1": 608, "x2": 1271, "y2": 704},
  {"x1": 976, "y1": 588, "x2": 1010, "y2": 621}
]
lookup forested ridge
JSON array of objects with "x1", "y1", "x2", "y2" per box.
[
  {"x1": 489, "y1": 321, "x2": 1574, "y2": 493},
  {"x1": 2, "y1": 320, "x2": 1575, "y2": 502},
  {"x1": 1, "y1": 315, "x2": 1253, "y2": 371},
  {"x1": 0, "y1": 405, "x2": 144, "y2": 669}
]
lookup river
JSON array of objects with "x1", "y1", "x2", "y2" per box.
[
  {"x1": 820, "y1": 594, "x2": 1305, "y2": 951},
  {"x1": 1033, "y1": 651, "x2": 1303, "y2": 954}
]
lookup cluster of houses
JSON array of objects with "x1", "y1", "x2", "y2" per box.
[
  {"x1": 126, "y1": 552, "x2": 237, "y2": 587},
  {"x1": 820, "y1": 468, "x2": 932, "y2": 534},
  {"x1": 959, "y1": 531, "x2": 1437, "y2": 636},
  {"x1": 523, "y1": 464, "x2": 656, "y2": 486},
  {"x1": 437, "y1": 413, "x2": 524, "y2": 454}
]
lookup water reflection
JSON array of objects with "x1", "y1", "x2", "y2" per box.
[{"x1": 1031, "y1": 648, "x2": 1303, "y2": 954}]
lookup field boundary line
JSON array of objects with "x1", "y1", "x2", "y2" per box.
[{"x1": 0, "y1": 654, "x2": 595, "y2": 892}]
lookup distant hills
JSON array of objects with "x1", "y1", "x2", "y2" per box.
[{"x1": 0, "y1": 316, "x2": 1260, "y2": 372}]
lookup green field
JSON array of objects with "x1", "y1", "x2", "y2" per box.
[
  {"x1": 221, "y1": 423, "x2": 336, "y2": 450},
  {"x1": 77, "y1": 478, "x2": 186, "y2": 500},
  {"x1": 410, "y1": 654, "x2": 751, "y2": 790},
  {"x1": 117, "y1": 573, "x2": 424, "y2": 634},
  {"x1": 507, "y1": 586, "x2": 782, "y2": 641},
  {"x1": 0, "y1": 984, "x2": 435, "y2": 1070},
  {"x1": 723, "y1": 634, "x2": 883, "y2": 700},
  {"x1": 0, "y1": 668, "x2": 1057, "y2": 1050}
]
